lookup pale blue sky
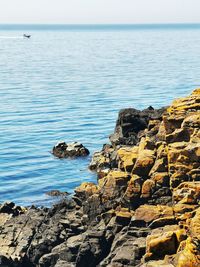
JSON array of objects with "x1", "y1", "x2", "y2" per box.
[{"x1": 0, "y1": 0, "x2": 200, "y2": 24}]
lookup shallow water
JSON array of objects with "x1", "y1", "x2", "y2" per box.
[{"x1": 0, "y1": 24, "x2": 200, "y2": 206}]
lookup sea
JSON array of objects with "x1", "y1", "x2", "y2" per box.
[{"x1": 0, "y1": 24, "x2": 200, "y2": 206}]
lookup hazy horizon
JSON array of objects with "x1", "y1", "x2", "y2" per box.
[
  {"x1": 0, "y1": 0, "x2": 200, "y2": 24},
  {"x1": 1, "y1": 22, "x2": 200, "y2": 25}
]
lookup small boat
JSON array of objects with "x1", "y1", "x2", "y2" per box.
[{"x1": 23, "y1": 34, "x2": 31, "y2": 39}]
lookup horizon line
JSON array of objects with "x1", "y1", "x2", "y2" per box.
[{"x1": 1, "y1": 22, "x2": 200, "y2": 25}]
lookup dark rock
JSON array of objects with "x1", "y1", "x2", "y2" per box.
[
  {"x1": 0, "y1": 255, "x2": 14, "y2": 267},
  {"x1": 89, "y1": 145, "x2": 117, "y2": 171},
  {"x1": 46, "y1": 190, "x2": 70, "y2": 197},
  {"x1": 99, "y1": 227, "x2": 148, "y2": 266},
  {"x1": 109, "y1": 107, "x2": 166, "y2": 147},
  {"x1": 0, "y1": 201, "x2": 25, "y2": 216},
  {"x1": 52, "y1": 142, "x2": 89, "y2": 158}
]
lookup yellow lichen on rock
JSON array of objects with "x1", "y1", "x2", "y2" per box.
[
  {"x1": 124, "y1": 174, "x2": 142, "y2": 200},
  {"x1": 98, "y1": 170, "x2": 131, "y2": 200},
  {"x1": 134, "y1": 205, "x2": 174, "y2": 223},
  {"x1": 173, "y1": 182, "x2": 200, "y2": 204},
  {"x1": 75, "y1": 182, "x2": 99, "y2": 199},
  {"x1": 117, "y1": 146, "x2": 138, "y2": 172}
]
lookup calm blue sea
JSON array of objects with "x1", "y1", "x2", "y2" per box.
[{"x1": 0, "y1": 24, "x2": 200, "y2": 206}]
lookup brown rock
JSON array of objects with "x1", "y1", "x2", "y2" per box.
[
  {"x1": 166, "y1": 128, "x2": 190, "y2": 143},
  {"x1": 149, "y1": 157, "x2": 168, "y2": 176},
  {"x1": 141, "y1": 179, "x2": 156, "y2": 198},
  {"x1": 115, "y1": 208, "x2": 132, "y2": 225},
  {"x1": 151, "y1": 172, "x2": 169, "y2": 186},
  {"x1": 145, "y1": 231, "x2": 177, "y2": 260},
  {"x1": 173, "y1": 182, "x2": 200, "y2": 204},
  {"x1": 134, "y1": 205, "x2": 173, "y2": 224},
  {"x1": 75, "y1": 182, "x2": 99, "y2": 200},
  {"x1": 123, "y1": 174, "x2": 142, "y2": 200},
  {"x1": 132, "y1": 149, "x2": 155, "y2": 177},
  {"x1": 98, "y1": 170, "x2": 131, "y2": 201},
  {"x1": 144, "y1": 225, "x2": 186, "y2": 262},
  {"x1": 117, "y1": 146, "x2": 138, "y2": 172}
]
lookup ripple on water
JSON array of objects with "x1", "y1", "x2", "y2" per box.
[{"x1": 0, "y1": 26, "x2": 199, "y2": 205}]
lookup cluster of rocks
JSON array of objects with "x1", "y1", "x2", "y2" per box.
[
  {"x1": 0, "y1": 89, "x2": 199, "y2": 267},
  {"x1": 52, "y1": 142, "x2": 89, "y2": 158}
]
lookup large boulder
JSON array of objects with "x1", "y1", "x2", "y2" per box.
[{"x1": 109, "y1": 106, "x2": 165, "y2": 147}]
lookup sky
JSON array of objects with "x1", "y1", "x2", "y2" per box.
[{"x1": 0, "y1": 0, "x2": 200, "y2": 24}]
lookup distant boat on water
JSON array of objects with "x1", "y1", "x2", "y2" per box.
[{"x1": 23, "y1": 34, "x2": 31, "y2": 39}]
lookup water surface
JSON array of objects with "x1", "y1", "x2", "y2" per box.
[{"x1": 0, "y1": 24, "x2": 200, "y2": 205}]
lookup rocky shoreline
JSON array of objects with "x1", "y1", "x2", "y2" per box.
[{"x1": 0, "y1": 89, "x2": 199, "y2": 267}]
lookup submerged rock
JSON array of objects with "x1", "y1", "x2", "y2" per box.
[
  {"x1": 46, "y1": 190, "x2": 70, "y2": 197},
  {"x1": 52, "y1": 141, "x2": 90, "y2": 158}
]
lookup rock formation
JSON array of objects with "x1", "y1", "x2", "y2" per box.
[
  {"x1": 0, "y1": 89, "x2": 199, "y2": 267},
  {"x1": 52, "y1": 142, "x2": 89, "y2": 158}
]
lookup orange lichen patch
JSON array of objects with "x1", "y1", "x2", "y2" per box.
[
  {"x1": 176, "y1": 237, "x2": 200, "y2": 267},
  {"x1": 98, "y1": 170, "x2": 131, "y2": 200},
  {"x1": 173, "y1": 203, "x2": 197, "y2": 217},
  {"x1": 98, "y1": 170, "x2": 130, "y2": 188},
  {"x1": 166, "y1": 88, "x2": 200, "y2": 116},
  {"x1": 117, "y1": 146, "x2": 138, "y2": 172},
  {"x1": 132, "y1": 149, "x2": 155, "y2": 177},
  {"x1": 189, "y1": 207, "x2": 200, "y2": 239},
  {"x1": 141, "y1": 179, "x2": 156, "y2": 198},
  {"x1": 115, "y1": 207, "x2": 134, "y2": 225},
  {"x1": 192, "y1": 88, "x2": 200, "y2": 95},
  {"x1": 124, "y1": 174, "x2": 142, "y2": 199},
  {"x1": 115, "y1": 208, "x2": 133, "y2": 218},
  {"x1": 75, "y1": 182, "x2": 99, "y2": 198},
  {"x1": 173, "y1": 182, "x2": 200, "y2": 204},
  {"x1": 134, "y1": 205, "x2": 173, "y2": 224}
]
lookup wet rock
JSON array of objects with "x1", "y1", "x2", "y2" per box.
[
  {"x1": 89, "y1": 144, "x2": 117, "y2": 171},
  {"x1": 0, "y1": 201, "x2": 25, "y2": 216},
  {"x1": 46, "y1": 190, "x2": 70, "y2": 197},
  {"x1": 82, "y1": 193, "x2": 104, "y2": 223},
  {"x1": 100, "y1": 226, "x2": 148, "y2": 266},
  {"x1": 52, "y1": 142, "x2": 89, "y2": 158}
]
